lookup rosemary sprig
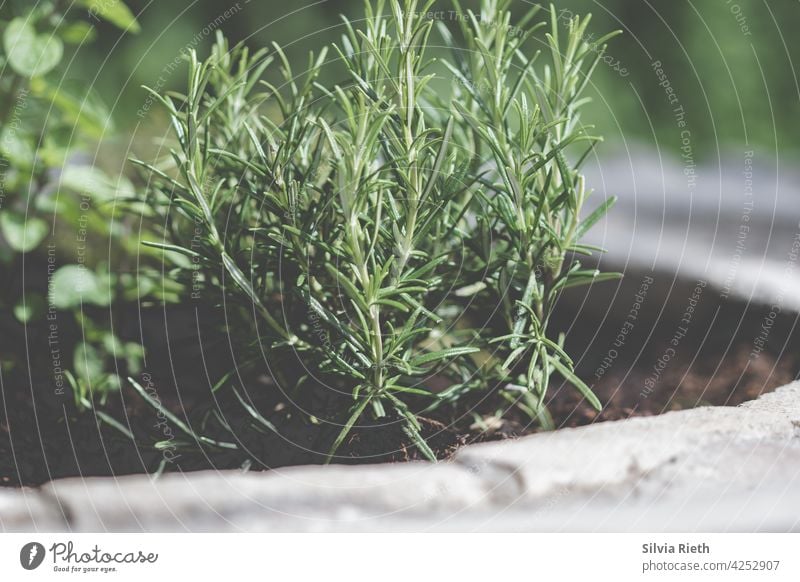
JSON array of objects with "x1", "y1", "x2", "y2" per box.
[{"x1": 134, "y1": 1, "x2": 620, "y2": 462}]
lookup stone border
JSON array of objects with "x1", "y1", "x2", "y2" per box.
[{"x1": 2, "y1": 382, "x2": 799, "y2": 532}]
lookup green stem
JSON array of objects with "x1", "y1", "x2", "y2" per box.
[{"x1": 0, "y1": 74, "x2": 25, "y2": 127}]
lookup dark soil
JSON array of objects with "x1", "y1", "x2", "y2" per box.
[{"x1": 2, "y1": 269, "x2": 798, "y2": 486}]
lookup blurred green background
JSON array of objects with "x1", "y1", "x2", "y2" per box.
[{"x1": 69, "y1": 0, "x2": 799, "y2": 158}]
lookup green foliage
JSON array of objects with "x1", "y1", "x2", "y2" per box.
[
  {"x1": 3, "y1": 18, "x2": 63, "y2": 78},
  {"x1": 76, "y1": 0, "x2": 141, "y2": 33},
  {"x1": 0, "y1": 1, "x2": 140, "y2": 256},
  {"x1": 67, "y1": 314, "x2": 143, "y2": 409},
  {"x1": 49, "y1": 265, "x2": 113, "y2": 309},
  {"x1": 136, "y1": 0, "x2": 619, "y2": 461},
  {"x1": 0, "y1": 0, "x2": 142, "y2": 408},
  {"x1": 0, "y1": 211, "x2": 48, "y2": 252}
]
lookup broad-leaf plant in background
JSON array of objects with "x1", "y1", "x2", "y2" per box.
[{"x1": 0, "y1": 1, "x2": 144, "y2": 407}]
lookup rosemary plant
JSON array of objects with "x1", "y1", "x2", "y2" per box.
[{"x1": 134, "y1": 1, "x2": 619, "y2": 462}]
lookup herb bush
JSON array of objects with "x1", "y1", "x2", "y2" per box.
[{"x1": 135, "y1": 0, "x2": 619, "y2": 461}]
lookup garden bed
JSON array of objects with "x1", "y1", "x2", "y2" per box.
[{"x1": 2, "y1": 269, "x2": 796, "y2": 487}]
